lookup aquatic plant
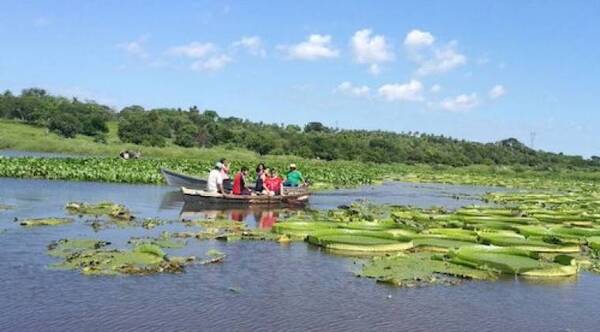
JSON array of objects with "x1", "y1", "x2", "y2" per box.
[
  {"x1": 20, "y1": 218, "x2": 73, "y2": 227},
  {"x1": 66, "y1": 201, "x2": 133, "y2": 220},
  {"x1": 47, "y1": 238, "x2": 194, "y2": 276},
  {"x1": 359, "y1": 253, "x2": 497, "y2": 287}
]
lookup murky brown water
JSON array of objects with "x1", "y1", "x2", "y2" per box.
[{"x1": 1, "y1": 177, "x2": 598, "y2": 332}]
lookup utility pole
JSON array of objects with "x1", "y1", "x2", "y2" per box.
[{"x1": 530, "y1": 131, "x2": 536, "y2": 149}]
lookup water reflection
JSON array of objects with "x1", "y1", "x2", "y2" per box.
[{"x1": 179, "y1": 200, "x2": 305, "y2": 230}]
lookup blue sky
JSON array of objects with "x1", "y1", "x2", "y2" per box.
[{"x1": 1, "y1": 1, "x2": 599, "y2": 156}]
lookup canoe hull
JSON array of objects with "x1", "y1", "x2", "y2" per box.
[
  {"x1": 161, "y1": 168, "x2": 207, "y2": 189},
  {"x1": 181, "y1": 187, "x2": 310, "y2": 206}
]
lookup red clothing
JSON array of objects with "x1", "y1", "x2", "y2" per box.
[
  {"x1": 265, "y1": 176, "x2": 283, "y2": 192},
  {"x1": 232, "y1": 172, "x2": 245, "y2": 195}
]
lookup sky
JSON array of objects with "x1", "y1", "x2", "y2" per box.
[{"x1": 1, "y1": 1, "x2": 599, "y2": 157}]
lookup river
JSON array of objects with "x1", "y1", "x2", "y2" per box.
[{"x1": 1, "y1": 177, "x2": 599, "y2": 331}]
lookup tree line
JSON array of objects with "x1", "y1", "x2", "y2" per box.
[{"x1": 1, "y1": 88, "x2": 598, "y2": 168}]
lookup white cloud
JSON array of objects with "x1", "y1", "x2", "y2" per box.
[
  {"x1": 117, "y1": 36, "x2": 150, "y2": 59},
  {"x1": 191, "y1": 54, "x2": 232, "y2": 72},
  {"x1": 488, "y1": 84, "x2": 506, "y2": 99},
  {"x1": 404, "y1": 29, "x2": 435, "y2": 48},
  {"x1": 430, "y1": 84, "x2": 442, "y2": 93},
  {"x1": 378, "y1": 80, "x2": 424, "y2": 102},
  {"x1": 403, "y1": 29, "x2": 467, "y2": 76},
  {"x1": 168, "y1": 42, "x2": 216, "y2": 59},
  {"x1": 440, "y1": 93, "x2": 480, "y2": 111},
  {"x1": 167, "y1": 41, "x2": 232, "y2": 71},
  {"x1": 232, "y1": 36, "x2": 266, "y2": 57},
  {"x1": 279, "y1": 34, "x2": 339, "y2": 60},
  {"x1": 416, "y1": 41, "x2": 466, "y2": 76},
  {"x1": 351, "y1": 29, "x2": 394, "y2": 74},
  {"x1": 335, "y1": 81, "x2": 370, "y2": 97}
]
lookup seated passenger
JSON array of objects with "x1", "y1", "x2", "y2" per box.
[
  {"x1": 207, "y1": 162, "x2": 225, "y2": 194},
  {"x1": 283, "y1": 163, "x2": 305, "y2": 187},
  {"x1": 254, "y1": 163, "x2": 267, "y2": 194},
  {"x1": 265, "y1": 169, "x2": 283, "y2": 195},
  {"x1": 232, "y1": 166, "x2": 252, "y2": 195}
]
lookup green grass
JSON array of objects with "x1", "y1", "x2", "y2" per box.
[{"x1": 0, "y1": 119, "x2": 259, "y2": 161}]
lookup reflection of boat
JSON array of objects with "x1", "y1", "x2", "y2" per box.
[
  {"x1": 161, "y1": 168, "x2": 207, "y2": 189},
  {"x1": 181, "y1": 186, "x2": 310, "y2": 206}
]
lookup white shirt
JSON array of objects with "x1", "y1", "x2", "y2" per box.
[{"x1": 207, "y1": 169, "x2": 223, "y2": 193}]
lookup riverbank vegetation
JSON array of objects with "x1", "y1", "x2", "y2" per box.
[{"x1": 2, "y1": 88, "x2": 599, "y2": 168}]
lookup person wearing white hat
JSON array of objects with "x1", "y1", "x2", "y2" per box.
[
  {"x1": 283, "y1": 163, "x2": 305, "y2": 187},
  {"x1": 207, "y1": 162, "x2": 225, "y2": 193}
]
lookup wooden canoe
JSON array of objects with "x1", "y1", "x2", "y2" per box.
[
  {"x1": 181, "y1": 186, "x2": 310, "y2": 206},
  {"x1": 161, "y1": 168, "x2": 207, "y2": 189}
]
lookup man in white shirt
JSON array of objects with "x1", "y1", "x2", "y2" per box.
[{"x1": 207, "y1": 162, "x2": 225, "y2": 194}]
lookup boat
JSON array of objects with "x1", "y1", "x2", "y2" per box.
[
  {"x1": 161, "y1": 168, "x2": 208, "y2": 189},
  {"x1": 181, "y1": 186, "x2": 310, "y2": 206}
]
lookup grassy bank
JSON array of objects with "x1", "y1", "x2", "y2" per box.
[
  {"x1": 3, "y1": 119, "x2": 600, "y2": 190},
  {"x1": 0, "y1": 119, "x2": 260, "y2": 161}
]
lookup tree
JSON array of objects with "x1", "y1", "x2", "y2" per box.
[
  {"x1": 49, "y1": 113, "x2": 82, "y2": 138},
  {"x1": 174, "y1": 123, "x2": 198, "y2": 147}
]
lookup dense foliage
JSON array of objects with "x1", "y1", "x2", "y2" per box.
[
  {"x1": 1, "y1": 87, "x2": 598, "y2": 168},
  {"x1": 0, "y1": 157, "x2": 383, "y2": 188},
  {"x1": 0, "y1": 88, "x2": 112, "y2": 138}
]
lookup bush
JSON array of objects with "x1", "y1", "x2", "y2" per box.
[
  {"x1": 174, "y1": 124, "x2": 198, "y2": 147},
  {"x1": 48, "y1": 113, "x2": 82, "y2": 138},
  {"x1": 118, "y1": 110, "x2": 168, "y2": 147}
]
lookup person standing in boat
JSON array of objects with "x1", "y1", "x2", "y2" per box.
[
  {"x1": 220, "y1": 158, "x2": 232, "y2": 191},
  {"x1": 207, "y1": 162, "x2": 225, "y2": 194},
  {"x1": 232, "y1": 166, "x2": 252, "y2": 195},
  {"x1": 283, "y1": 163, "x2": 305, "y2": 187}
]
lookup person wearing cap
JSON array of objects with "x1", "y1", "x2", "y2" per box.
[
  {"x1": 207, "y1": 162, "x2": 225, "y2": 194},
  {"x1": 283, "y1": 163, "x2": 305, "y2": 187}
]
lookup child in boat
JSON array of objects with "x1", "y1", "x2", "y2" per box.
[
  {"x1": 232, "y1": 166, "x2": 252, "y2": 195},
  {"x1": 265, "y1": 169, "x2": 283, "y2": 195}
]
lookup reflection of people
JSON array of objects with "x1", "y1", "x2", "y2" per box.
[
  {"x1": 207, "y1": 162, "x2": 225, "y2": 193},
  {"x1": 284, "y1": 163, "x2": 305, "y2": 187},
  {"x1": 258, "y1": 210, "x2": 278, "y2": 229},
  {"x1": 232, "y1": 166, "x2": 252, "y2": 195}
]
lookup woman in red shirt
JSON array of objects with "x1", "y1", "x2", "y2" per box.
[
  {"x1": 265, "y1": 169, "x2": 283, "y2": 196},
  {"x1": 232, "y1": 166, "x2": 251, "y2": 195}
]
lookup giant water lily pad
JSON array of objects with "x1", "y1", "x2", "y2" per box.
[
  {"x1": 20, "y1": 218, "x2": 73, "y2": 227},
  {"x1": 48, "y1": 240, "x2": 193, "y2": 276},
  {"x1": 307, "y1": 234, "x2": 413, "y2": 253},
  {"x1": 48, "y1": 238, "x2": 111, "y2": 257},
  {"x1": 128, "y1": 232, "x2": 186, "y2": 249},
  {"x1": 66, "y1": 201, "x2": 133, "y2": 220},
  {"x1": 449, "y1": 245, "x2": 576, "y2": 277},
  {"x1": 359, "y1": 253, "x2": 496, "y2": 287}
]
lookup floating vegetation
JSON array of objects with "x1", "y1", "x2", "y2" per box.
[
  {"x1": 0, "y1": 204, "x2": 13, "y2": 211},
  {"x1": 66, "y1": 201, "x2": 134, "y2": 220},
  {"x1": 141, "y1": 218, "x2": 163, "y2": 229},
  {"x1": 48, "y1": 239, "x2": 111, "y2": 257},
  {"x1": 128, "y1": 231, "x2": 186, "y2": 249},
  {"x1": 20, "y1": 218, "x2": 73, "y2": 227},
  {"x1": 47, "y1": 238, "x2": 194, "y2": 276},
  {"x1": 268, "y1": 198, "x2": 600, "y2": 287},
  {"x1": 200, "y1": 249, "x2": 226, "y2": 264},
  {"x1": 0, "y1": 157, "x2": 387, "y2": 188},
  {"x1": 358, "y1": 253, "x2": 497, "y2": 287}
]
